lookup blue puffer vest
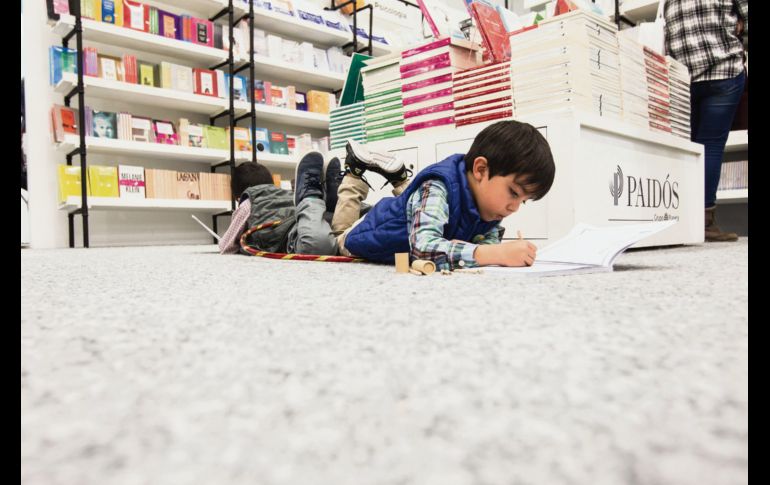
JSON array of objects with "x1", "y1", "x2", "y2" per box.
[{"x1": 344, "y1": 153, "x2": 500, "y2": 264}]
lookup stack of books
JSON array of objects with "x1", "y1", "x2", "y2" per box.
[
  {"x1": 666, "y1": 56, "x2": 691, "y2": 139},
  {"x1": 452, "y1": 61, "x2": 513, "y2": 127},
  {"x1": 643, "y1": 47, "x2": 672, "y2": 134},
  {"x1": 329, "y1": 102, "x2": 366, "y2": 151},
  {"x1": 361, "y1": 54, "x2": 405, "y2": 143},
  {"x1": 508, "y1": 9, "x2": 622, "y2": 119},
  {"x1": 400, "y1": 38, "x2": 481, "y2": 134},
  {"x1": 617, "y1": 34, "x2": 651, "y2": 129}
]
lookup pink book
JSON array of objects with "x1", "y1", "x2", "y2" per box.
[
  {"x1": 404, "y1": 101, "x2": 455, "y2": 119},
  {"x1": 402, "y1": 73, "x2": 453, "y2": 93},
  {"x1": 402, "y1": 87, "x2": 453, "y2": 106},
  {"x1": 404, "y1": 116, "x2": 455, "y2": 132},
  {"x1": 191, "y1": 18, "x2": 215, "y2": 47},
  {"x1": 401, "y1": 37, "x2": 451, "y2": 59}
]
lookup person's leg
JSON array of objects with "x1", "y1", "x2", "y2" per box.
[
  {"x1": 690, "y1": 72, "x2": 745, "y2": 209},
  {"x1": 286, "y1": 197, "x2": 338, "y2": 255},
  {"x1": 331, "y1": 173, "x2": 369, "y2": 236}
]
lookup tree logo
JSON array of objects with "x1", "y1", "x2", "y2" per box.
[{"x1": 609, "y1": 165, "x2": 623, "y2": 206}]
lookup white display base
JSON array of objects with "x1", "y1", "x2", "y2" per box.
[
  {"x1": 333, "y1": 110, "x2": 704, "y2": 248},
  {"x1": 21, "y1": 189, "x2": 30, "y2": 247}
]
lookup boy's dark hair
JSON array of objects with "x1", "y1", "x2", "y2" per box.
[
  {"x1": 231, "y1": 162, "x2": 274, "y2": 197},
  {"x1": 464, "y1": 120, "x2": 555, "y2": 200}
]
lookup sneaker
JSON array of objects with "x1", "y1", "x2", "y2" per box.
[
  {"x1": 345, "y1": 139, "x2": 412, "y2": 188},
  {"x1": 294, "y1": 152, "x2": 325, "y2": 206},
  {"x1": 324, "y1": 157, "x2": 343, "y2": 214}
]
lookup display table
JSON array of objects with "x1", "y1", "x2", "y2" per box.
[{"x1": 331, "y1": 110, "x2": 704, "y2": 248}]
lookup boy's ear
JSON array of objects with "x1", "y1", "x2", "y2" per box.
[{"x1": 472, "y1": 156, "x2": 489, "y2": 181}]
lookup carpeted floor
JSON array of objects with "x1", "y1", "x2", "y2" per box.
[{"x1": 20, "y1": 239, "x2": 748, "y2": 485}]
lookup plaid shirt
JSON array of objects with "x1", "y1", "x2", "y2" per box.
[
  {"x1": 406, "y1": 179, "x2": 504, "y2": 270},
  {"x1": 664, "y1": 0, "x2": 748, "y2": 82}
]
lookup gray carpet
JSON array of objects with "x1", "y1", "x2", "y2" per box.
[{"x1": 21, "y1": 240, "x2": 748, "y2": 485}]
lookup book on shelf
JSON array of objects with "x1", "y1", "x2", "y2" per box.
[
  {"x1": 269, "y1": 131, "x2": 289, "y2": 155},
  {"x1": 339, "y1": 53, "x2": 372, "y2": 106},
  {"x1": 470, "y1": 1, "x2": 512, "y2": 63},
  {"x1": 228, "y1": 127, "x2": 252, "y2": 152},
  {"x1": 171, "y1": 64, "x2": 194, "y2": 93},
  {"x1": 193, "y1": 69, "x2": 219, "y2": 97},
  {"x1": 176, "y1": 171, "x2": 201, "y2": 200},
  {"x1": 178, "y1": 119, "x2": 206, "y2": 148},
  {"x1": 287, "y1": 136, "x2": 296, "y2": 155},
  {"x1": 145, "y1": 5, "x2": 159, "y2": 35},
  {"x1": 272, "y1": 173, "x2": 282, "y2": 187},
  {"x1": 253, "y1": 127, "x2": 270, "y2": 152},
  {"x1": 138, "y1": 60, "x2": 159, "y2": 87},
  {"x1": 225, "y1": 74, "x2": 248, "y2": 102},
  {"x1": 123, "y1": 0, "x2": 145, "y2": 32},
  {"x1": 483, "y1": 221, "x2": 677, "y2": 277},
  {"x1": 49, "y1": 46, "x2": 77, "y2": 86},
  {"x1": 88, "y1": 165, "x2": 119, "y2": 198},
  {"x1": 117, "y1": 112, "x2": 133, "y2": 140},
  {"x1": 98, "y1": 54, "x2": 123, "y2": 82},
  {"x1": 101, "y1": 0, "x2": 124, "y2": 25},
  {"x1": 295, "y1": 91, "x2": 307, "y2": 111},
  {"x1": 307, "y1": 90, "x2": 334, "y2": 114},
  {"x1": 46, "y1": 0, "x2": 70, "y2": 17},
  {"x1": 158, "y1": 9, "x2": 181, "y2": 40},
  {"x1": 118, "y1": 165, "x2": 145, "y2": 199},
  {"x1": 253, "y1": 80, "x2": 271, "y2": 105},
  {"x1": 131, "y1": 116, "x2": 155, "y2": 142},
  {"x1": 92, "y1": 110, "x2": 118, "y2": 139},
  {"x1": 152, "y1": 119, "x2": 178, "y2": 145},
  {"x1": 50, "y1": 105, "x2": 78, "y2": 143},
  {"x1": 270, "y1": 85, "x2": 289, "y2": 109},
  {"x1": 122, "y1": 54, "x2": 137, "y2": 83},
  {"x1": 192, "y1": 17, "x2": 215, "y2": 47},
  {"x1": 204, "y1": 126, "x2": 228, "y2": 150},
  {"x1": 145, "y1": 168, "x2": 173, "y2": 199},
  {"x1": 57, "y1": 165, "x2": 89, "y2": 202}
]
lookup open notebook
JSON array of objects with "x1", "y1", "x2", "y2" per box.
[{"x1": 483, "y1": 220, "x2": 678, "y2": 277}]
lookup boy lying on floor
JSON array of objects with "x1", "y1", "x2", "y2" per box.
[{"x1": 220, "y1": 119, "x2": 556, "y2": 271}]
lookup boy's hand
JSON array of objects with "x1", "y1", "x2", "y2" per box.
[{"x1": 474, "y1": 240, "x2": 537, "y2": 267}]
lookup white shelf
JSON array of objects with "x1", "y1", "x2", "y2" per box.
[
  {"x1": 716, "y1": 189, "x2": 748, "y2": 204},
  {"x1": 725, "y1": 129, "x2": 748, "y2": 153},
  {"x1": 56, "y1": 135, "x2": 231, "y2": 163},
  {"x1": 619, "y1": 0, "x2": 659, "y2": 23},
  {"x1": 52, "y1": 15, "x2": 229, "y2": 65},
  {"x1": 252, "y1": 8, "x2": 351, "y2": 47},
  {"x1": 55, "y1": 73, "x2": 233, "y2": 116},
  {"x1": 237, "y1": 100, "x2": 330, "y2": 130},
  {"x1": 156, "y1": 0, "x2": 245, "y2": 18},
  {"x1": 58, "y1": 196, "x2": 232, "y2": 212},
  {"x1": 251, "y1": 54, "x2": 345, "y2": 90}
]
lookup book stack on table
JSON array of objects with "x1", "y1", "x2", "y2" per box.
[
  {"x1": 452, "y1": 61, "x2": 513, "y2": 127},
  {"x1": 400, "y1": 37, "x2": 481, "y2": 134},
  {"x1": 329, "y1": 102, "x2": 366, "y2": 151},
  {"x1": 618, "y1": 34, "x2": 651, "y2": 129},
  {"x1": 666, "y1": 56, "x2": 692, "y2": 139},
  {"x1": 361, "y1": 54, "x2": 405, "y2": 143},
  {"x1": 508, "y1": 9, "x2": 622, "y2": 119},
  {"x1": 642, "y1": 46, "x2": 673, "y2": 135}
]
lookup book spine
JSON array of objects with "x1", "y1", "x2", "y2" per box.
[
  {"x1": 402, "y1": 87, "x2": 453, "y2": 107},
  {"x1": 401, "y1": 37, "x2": 450, "y2": 59},
  {"x1": 402, "y1": 73, "x2": 453, "y2": 93},
  {"x1": 404, "y1": 116, "x2": 454, "y2": 132}
]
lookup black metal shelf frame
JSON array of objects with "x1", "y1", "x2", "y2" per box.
[{"x1": 60, "y1": 0, "x2": 256, "y2": 247}]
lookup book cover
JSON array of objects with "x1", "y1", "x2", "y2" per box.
[
  {"x1": 171, "y1": 64, "x2": 194, "y2": 92},
  {"x1": 176, "y1": 172, "x2": 201, "y2": 200},
  {"x1": 57, "y1": 165, "x2": 89, "y2": 203},
  {"x1": 98, "y1": 55, "x2": 123, "y2": 82},
  {"x1": 152, "y1": 120, "x2": 178, "y2": 145},
  {"x1": 50, "y1": 105, "x2": 78, "y2": 142},
  {"x1": 121, "y1": 54, "x2": 137, "y2": 83},
  {"x1": 187, "y1": 124, "x2": 206, "y2": 148},
  {"x1": 253, "y1": 127, "x2": 270, "y2": 152},
  {"x1": 269, "y1": 131, "x2": 289, "y2": 154},
  {"x1": 138, "y1": 61, "x2": 159, "y2": 87},
  {"x1": 87, "y1": 165, "x2": 119, "y2": 198},
  {"x1": 123, "y1": 0, "x2": 146, "y2": 32},
  {"x1": 49, "y1": 46, "x2": 77, "y2": 86},
  {"x1": 159, "y1": 10, "x2": 181, "y2": 39},
  {"x1": 307, "y1": 90, "x2": 331, "y2": 113},
  {"x1": 471, "y1": 1, "x2": 511, "y2": 63},
  {"x1": 101, "y1": 0, "x2": 116, "y2": 23},
  {"x1": 253, "y1": 80, "x2": 269, "y2": 104},
  {"x1": 230, "y1": 127, "x2": 251, "y2": 152},
  {"x1": 270, "y1": 86, "x2": 288, "y2": 108},
  {"x1": 204, "y1": 126, "x2": 228, "y2": 150},
  {"x1": 131, "y1": 116, "x2": 154, "y2": 142},
  {"x1": 92, "y1": 110, "x2": 117, "y2": 139},
  {"x1": 295, "y1": 91, "x2": 307, "y2": 111},
  {"x1": 192, "y1": 18, "x2": 215, "y2": 47},
  {"x1": 118, "y1": 164, "x2": 145, "y2": 199},
  {"x1": 339, "y1": 53, "x2": 372, "y2": 106},
  {"x1": 193, "y1": 69, "x2": 218, "y2": 97}
]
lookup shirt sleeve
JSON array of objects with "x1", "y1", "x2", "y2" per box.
[{"x1": 406, "y1": 180, "x2": 491, "y2": 270}]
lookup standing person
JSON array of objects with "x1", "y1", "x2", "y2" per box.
[{"x1": 664, "y1": 0, "x2": 748, "y2": 241}]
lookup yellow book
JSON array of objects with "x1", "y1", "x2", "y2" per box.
[
  {"x1": 58, "y1": 165, "x2": 91, "y2": 203},
  {"x1": 114, "y1": 0, "x2": 123, "y2": 26},
  {"x1": 160, "y1": 62, "x2": 173, "y2": 90},
  {"x1": 88, "y1": 165, "x2": 119, "y2": 197}
]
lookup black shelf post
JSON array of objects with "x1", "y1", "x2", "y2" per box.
[{"x1": 62, "y1": 0, "x2": 89, "y2": 248}]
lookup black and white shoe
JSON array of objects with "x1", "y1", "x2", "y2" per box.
[{"x1": 345, "y1": 139, "x2": 411, "y2": 189}]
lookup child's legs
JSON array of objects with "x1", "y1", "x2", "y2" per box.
[
  {"x1": 286, "y1": 197, "x2": 338, "y2": 255},
  {"x1": 331, "y1": 174, "x2": 370, "y2": 236}
]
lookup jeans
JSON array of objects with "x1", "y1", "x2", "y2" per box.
[
  {"x1": 690, "y1": 71, "x2": 746, "y2": 208},
  {"x1": 285, "y1": 197, "x2": 338, "y2": 255}
]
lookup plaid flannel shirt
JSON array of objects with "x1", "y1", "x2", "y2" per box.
[
  {"x1": 406, "y1": 179, "x2": 504, "y2": 271},
  {"x1": 664, "y1": 0, "x2": 748, "y2": 82}
]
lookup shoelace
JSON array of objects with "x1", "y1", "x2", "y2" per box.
[
  {"x1": 301, "y1": 172, "x2": 323, "y2": 193},
  {"x1": 344, "y1": 167, "x2": 415, "y2": 190}
]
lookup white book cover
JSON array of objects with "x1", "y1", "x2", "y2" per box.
[
  {"x1": 454, "y1": 91, "x2": 513, "y2": 110},
  {"x1": 171, "y1": 64, "x2": 194, "y2": 93},
  {"x1": 483, "y1": 221, "x2": 676, "y2": 277},
  {"x1": 118, "y1": 165, "x2": 146, "y2": 199}
]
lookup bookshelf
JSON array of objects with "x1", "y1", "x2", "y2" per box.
[
  {"x1": 715, "y1": 189, "x2": 748, "y2": 204},
  {"x1": 724, "y1": 129, "x2": 748, "y2": 153},
  {"x1": 59, "y1": 196, "x2": 232, "y2": 212},
  {"x1": 52, "y1": 14, "x2": 236, "y2": 64},
  {"x1": 55, "y1": 134, "x2": 300, "y2": 168},
  {"x1": 251, "y1": 53, "x2": 346, "y2": 90},
  {"x1": 235, "y1": 101, "x2": 331, "y2": 130}
]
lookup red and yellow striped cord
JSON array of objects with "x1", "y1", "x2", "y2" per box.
[{"x1": 239, "y1": 219, "x2": 364, "y2": 263}]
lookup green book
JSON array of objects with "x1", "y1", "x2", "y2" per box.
[
  {"x1": 204, "y1": 126, "x2": 228, "y2": 150},
  {"x1": 339, "y1": 53, "x2": 372, "y2": 107}
]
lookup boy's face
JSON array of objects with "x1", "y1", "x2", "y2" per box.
[{"x1": 468, "y1": 156, "x2": 534, "y2": 222}]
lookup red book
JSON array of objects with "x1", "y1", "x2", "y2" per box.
[
  {"x1": 193, "y1": 68, "x2": 219, "y2": 97},
  {"x1": 455, "y1": 110, "x2": 512, "y2": 127},
  {"x1": 123, "y1": 0, "x2": 146, "y2": 31},
  {"x1": 122, "y1": 54, "x2": 137, "y2": 84},
  {"x1": 470, "y1": 2, "x2": 511, "y2": 63}
]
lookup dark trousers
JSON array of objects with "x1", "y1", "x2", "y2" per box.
[{"x1": 690, "y1": 71, "x2": 746, "y2": 208}]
